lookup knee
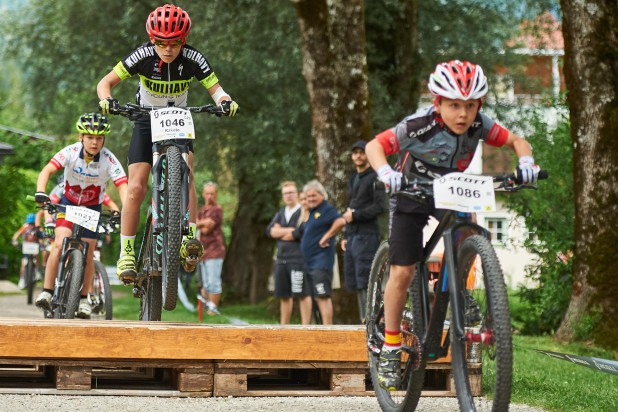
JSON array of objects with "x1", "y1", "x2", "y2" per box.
[{"x1": 128, "y1": 182, "x2": 148, "y2": 202}]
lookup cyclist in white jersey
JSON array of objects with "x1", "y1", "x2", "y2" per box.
[
  {"x1": 96, "y1": 4, "x2": 238, "y2": 283},
  {"x1": 34, "y1": 113, "x2": 127, "y2": 318}
]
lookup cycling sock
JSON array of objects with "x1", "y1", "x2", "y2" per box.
[
  {"x1": 120, "y1": 235, "x2": 136, "y2": 257},
  {"x1": 81, "y1": 295, "x2": 87, "y2": 299},
  {"x1": 43, "y1": 288, "x2": 53, "y2": 294},
  {"x1": 383, "y1": 328, "x2": 402, "y2": 351},
  {"x1": 183, "y1": 222, "x2": 197, "y2": 242}
]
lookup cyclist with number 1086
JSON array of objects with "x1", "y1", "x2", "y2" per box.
[
  {"x1": 34, "y1": 113, "x2": 128, "y2": 318},
  {"x1": 97, "y1": 3, "x2": 239, "y2": 283},
  {"x1": 365, "y1": 60, "x2": 541, "y2": 390}
]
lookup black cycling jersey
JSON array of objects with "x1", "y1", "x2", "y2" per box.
[
  {"x1": 113, "y1": 42, "x2": 220, "y2": 108},
  {"x1": 376, "y1": 106, "x2": 509, "y2": 180}
]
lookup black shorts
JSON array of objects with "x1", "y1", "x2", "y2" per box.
[
  {"x1": 343, "y1": 233, "x2": 380, "y2": 291},
  {"x1": 388, "y1": 195, "x2": 431, "y2": 266},
  {"x1": 307, "y1": 268, "x2": 332, "y2": 297},
  {"x1": 273, "y1": 261, "x2": 311, "y2": 298},
  {"x1": 128, "y1": 117, "x2": 194, "y2": 165},
  {"x1": 388, "y1": 195, "x2": 472, "y2": 266}
]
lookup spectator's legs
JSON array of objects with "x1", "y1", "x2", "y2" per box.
[
  {"x1": 315, "y1": 297, "x2": 333, "y2": 325},
  {"x1": 299, "y1": 296, "x2": 312, "y2": 325},
  {"x1": 280, "y1": 297, "x2": 293, "y2": 324}
]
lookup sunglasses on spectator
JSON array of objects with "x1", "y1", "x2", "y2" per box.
[{"x1": 154, "y1": 39, "x2": 183, "y2": 48}]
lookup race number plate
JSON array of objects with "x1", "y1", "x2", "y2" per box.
[
  {"x1": 65, "y1": 206, "x2": 101, "y2": 232},
  {"x1": 433, "y1": 173, "x2": 496, "y2": 213},
  {"x1": 150, "y1": 107, "x2": 195, "y2": 142},
  {"x1": 22, "y1": 241, "x2": 39, "y2": 255}
]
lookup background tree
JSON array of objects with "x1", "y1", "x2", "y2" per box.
[{"x1": 557, "y1": 0, "x2": 618, "y2": 350}]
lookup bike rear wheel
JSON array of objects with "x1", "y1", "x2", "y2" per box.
[
  {"x1": 451, "y1": 235, "x2": 512, "y2": 411},
  {"x1": 54, "y1": 249, "x2": 84, "y2": 319},
  {"x1": 138, "y1": 213, "x2": 162, "y2": 321},
  {"x1": 366, "y1": 242, "x2": 426, "y2": 412},
  {"x1": 161, "y1": 146, "x2": 182, "y2": 311},
  {"x1": 25, "y1": 257, "x2": 36, "y2": 305},
  {"x1": 92, "y1": 261, "x2": 113, "y2": 320}
]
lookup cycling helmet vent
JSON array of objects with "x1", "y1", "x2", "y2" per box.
[
  {"x1": 146, "y1": 4, "x2": 192, "y2": 41},
  {"x1": 26, "y1": 213, "x2": 36, "y2": 224},
  {"x1": 76, "y1": 113, "x2": 110, "y2": 135},
  {"x1": 428, "y1": 60, "x2": 488, "y2": 100}
]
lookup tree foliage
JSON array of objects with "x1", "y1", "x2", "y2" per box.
[{"x1": 503, "y1": 106, "x2": 574, "y2": 334}]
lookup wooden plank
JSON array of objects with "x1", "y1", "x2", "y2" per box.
[
  {"x1": 0, "y1": 319, "x2": 366, "y2": 362},
  {"x1": 55, "y1": 365, "x2": 91, "y2": 390}
]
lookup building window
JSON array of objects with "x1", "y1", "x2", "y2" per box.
[{"x1": 486, "y1": 218, "x2": 507, "y2": 244}]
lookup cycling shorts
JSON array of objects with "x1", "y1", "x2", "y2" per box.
[{"x1": 128, "y1": 117, "x2": 194, "y2": 165}]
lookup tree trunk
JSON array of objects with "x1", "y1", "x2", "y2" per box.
[
  {"x1": 557, "y1": 0, "x2": 618, "y2": 349},
  {"x1": 293, "y1": 0, "x2": 372, "y2": 323},
  {"x1": 222, "y1": 175, "x2": 278, "y2": 304}
]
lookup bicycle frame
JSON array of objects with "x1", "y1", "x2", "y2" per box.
[{"x1": 416, "y1": 210, "x2": 491, "y2": 361}]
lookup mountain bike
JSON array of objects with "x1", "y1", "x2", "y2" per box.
[
  {"x1": 366, "y1": 170, "x2": 547, "y2": 412},
  {"x1": 31, "y1": 197, "x2": 120, "y2": 319},
  {"x1": 109, "y1": 103, "x2": 225, "y2": 321}
]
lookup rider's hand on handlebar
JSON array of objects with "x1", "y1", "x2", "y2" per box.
[
  {"x1": 219, "y1": 100, "x2": 239, "y2": 117},
  {"x1": 517, "y1": 156, "x2": 540, "y2": 184},
  {"x1": 34, "y1": 191, "x2": 50, "y2": 205},
  {"x1": 99, "y1": 97, "x2": 119, "y2": 115},
  {"x1": 377, "y1": 165, "x2": 403, "y2": 193}
]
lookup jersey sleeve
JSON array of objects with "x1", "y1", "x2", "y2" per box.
[
  {"x1": 374, "y1": 127, "x2": 401, "y2": 156},
  {"x1": 49, "y1": 146, "x2": 71, "y2": 170},
  {"x1": 104, "y1": 150, "x2": 128, "y2": 186},
  {"x1": 480, "y1": 112, "x2": 509, "y2": 147},
  {"x1": 113, "y1": 43, "x2": 155, "y2": 80},
  {"x1": 182, "y1": 46, "x2": 219, "y2": 89}
]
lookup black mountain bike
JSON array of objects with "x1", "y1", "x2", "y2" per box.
[
  {"x1": 31, "y1": 197, "x2": 120, "y2": 319},
  {"x1": 110, "y1": 103, "x2": 225, "y2": 321},
  {"x1": 366, "y1": 171, "x2": 547, "y2": 412}
]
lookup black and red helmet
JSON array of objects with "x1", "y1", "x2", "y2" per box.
[{"x1": 146, "y1": 4, "x2": 192, "y2": 41}]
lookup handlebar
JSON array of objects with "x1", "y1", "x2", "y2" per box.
[
  {"x1": 27, "y1": 195, "x2": 121, "y2": 232},
  {"x1": 383, "y1": 170, "x2": 549, "y2": 202},
  {"x1": 108, "y1": 103, "x2": 226, "y2": 121}
]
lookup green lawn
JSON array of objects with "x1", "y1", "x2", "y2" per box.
[{"x1": 109, "y1": 285, "x2": 617, "y2": 412}]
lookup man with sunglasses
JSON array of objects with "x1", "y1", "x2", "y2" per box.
[{"x1": 97, "y1": 4, "x2": 239, "y2": 283}]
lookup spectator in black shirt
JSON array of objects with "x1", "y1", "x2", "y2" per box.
[{"x1": 341, "y1": 140, "x2": 386, "y2": 323}]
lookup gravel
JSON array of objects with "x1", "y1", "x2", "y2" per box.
[{"x1": 0, "y1": 394, "x2": 549, "y2": 411}]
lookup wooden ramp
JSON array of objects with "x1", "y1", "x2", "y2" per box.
[{"x1": 0, "y1": 318, "x2": 457, "y2": 397}]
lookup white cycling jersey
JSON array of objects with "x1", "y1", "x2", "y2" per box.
[{"x1": 49, "y1": 142, "x2": 127, "y2": 206}]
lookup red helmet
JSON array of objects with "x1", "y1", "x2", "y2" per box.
[
  {"x1": 146, "y1": 4, "x2": 192, "y2": 41},
  {"x1": 428, "y1": 60, "x2": 488, "y2": 100}
]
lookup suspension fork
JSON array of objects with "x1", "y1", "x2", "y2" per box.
[
  {"x1": 151, "y1": 143, "x2": 166, "y2": 235},
  {"x1": 180, "y1": 146, "x2": 190, "y2": 236}
]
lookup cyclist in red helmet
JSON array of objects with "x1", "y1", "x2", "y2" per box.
[
  {"x1": 96, "y1": 4, "x2": 238, "y2": 283},
  {"x1": 365, "y1": 60, "x2": 541, "y2": 390}
]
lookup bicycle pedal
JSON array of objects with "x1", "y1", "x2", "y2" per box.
[{"x1": 132, "y1": 287, "x2": 141, "y2": 298}]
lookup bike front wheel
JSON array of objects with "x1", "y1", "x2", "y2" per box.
[
  {"x1": 161, "y1": 145, "x2": 182, "y2": 311},
  {"x1": 451, "y1": 235, "x2": 512, "y2": 411},
  {"x1": 366, "y1": 242, "x2": 426, "y2": 412},
  {"x1": 138, "y1": 213, "x2": 162, "y2": 321},
  {"x1": 54, "y1": 249, "x2": 84, "y2": 319},
  {"x1": 92, "y1": 261, "x2": 113, "y2": 320}
]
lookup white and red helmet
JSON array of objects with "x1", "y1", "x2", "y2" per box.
[{"x1": 428, "y1": 60, "x2": 488, "y2": 100}]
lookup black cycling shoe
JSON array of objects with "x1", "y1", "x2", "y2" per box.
[{"x1": 377, "y1": 348, "x2": 402, "y2": 390}]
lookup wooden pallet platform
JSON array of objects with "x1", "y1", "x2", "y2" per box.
[{"x1": 0, "y1": 318, "x2": 469, "y2": 397}]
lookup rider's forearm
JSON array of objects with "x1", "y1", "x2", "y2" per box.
[
  {"x1": 36, "y1": 164, "x2": 56, "y2": 193},
  {"x1": 366, "y1": 139, "x2": 389, "y2": 172},
  {"x1": 97, "y1": 71, "x2": 122, "y2": 99}
]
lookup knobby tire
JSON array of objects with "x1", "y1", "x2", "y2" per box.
[
  {"x1": 93, "y1": 261, "x2": 113, "y2": 320},
  {"x1": 25, "y1": 257, "x2": 36, "y2": 305},
  {"x1": 451, "y1": 235, "x2": 512, "y2": 412},
  {"x1": 55, "y1": 250, "x2": 84, "y2": 319},
  {"x1": 138, "y1": 212, "x2": 163, "y2": 321},
  {"x1": 366, "y1": 242, "x2": 426, "y2": 412},
  {"x1": 162, "y1": 146, "x2": 182, "y2": 311}
]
